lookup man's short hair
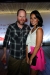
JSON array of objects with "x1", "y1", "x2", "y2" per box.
[{"x1": 17, "y1": 9, "x2": 26, "y2": 16}]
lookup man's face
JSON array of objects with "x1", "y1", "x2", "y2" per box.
[{"x1": 17, "y1": 10, "x2": 26, "y2": 25}]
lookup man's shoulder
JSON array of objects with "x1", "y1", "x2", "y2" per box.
[
  {"x1": 10, "y1": 22, "x2": 16, "y2": 26},
  {"x1": 8, "y1": 22, "x2": 16, "y2": 28},
  {"x1": 24, "y1": 24, "x2": 30, "y2": 29}
]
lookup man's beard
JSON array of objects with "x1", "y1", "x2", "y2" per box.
[{"x1": 17, "y1": 20, "x2": 25, "y2": 25}]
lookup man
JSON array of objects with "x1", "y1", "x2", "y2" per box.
[{"x1": 1, "y1": 9, "x2": 30, "y2": 75}]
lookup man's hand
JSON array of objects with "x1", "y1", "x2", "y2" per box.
[{"x1": 1, "y1": 47, "x2": 7, "y2": 62}]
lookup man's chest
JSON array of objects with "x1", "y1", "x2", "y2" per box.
[{"x1": 10, "y1": 28, "x2": 28, "y2": 40}]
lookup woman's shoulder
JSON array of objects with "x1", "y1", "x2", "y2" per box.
[
  {"x1": 37, "y1": 27, "x2": 43, "y2": 32},
  {"x1": 36, "y1": 27, "x2": 43, "y2": 34}
]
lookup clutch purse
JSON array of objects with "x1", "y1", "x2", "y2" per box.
[{"x1": 28, "y1": 53, "x2": 37, "y2": 66}]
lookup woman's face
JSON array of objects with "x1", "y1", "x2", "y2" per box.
[{"x1": 30, "y1": 14, "x2": 39, "y2": 27}]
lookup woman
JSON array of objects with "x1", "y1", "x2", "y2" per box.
[{"x1": 26, "y1": 10, "x2": 46, "y2": 75}]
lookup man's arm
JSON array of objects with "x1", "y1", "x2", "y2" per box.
[
  {"x1": 3, "y1": 25, "x2": 11, "y2": 48},
  {"x1": 27, "y1": 25, "x2": 31, "y2": 34},
  {"x1": 1, "y1": 25, "x2": 11, "y2": 61}
]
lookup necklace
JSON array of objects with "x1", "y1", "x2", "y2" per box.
[{"x1": 31, "y1": 28, "x2": 37, "y2": 34}]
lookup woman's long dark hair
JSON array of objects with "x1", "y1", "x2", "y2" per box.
[{"x1": 30, "y1": 10, "x2": 43, "y2": 27}]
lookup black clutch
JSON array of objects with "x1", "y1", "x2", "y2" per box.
[{"x1": 28, "y1": 53, "x2": 37, "y2": 66}]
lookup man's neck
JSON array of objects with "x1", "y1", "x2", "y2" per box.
[{"x1": 17, "y1": 22, "x2": 23, "y2": 29}]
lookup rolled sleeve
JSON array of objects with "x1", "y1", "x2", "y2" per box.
[{"x1": 3, "y1": 25, "x2": 11, "y2": 48}]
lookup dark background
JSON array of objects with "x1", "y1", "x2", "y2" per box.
[{"x1": 0, "y1": 0, "x2": 50, "y2": 3}]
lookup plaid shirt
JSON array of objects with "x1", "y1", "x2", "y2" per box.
[{"x1": 3, "y1": 22, "x2": 30, "y2": 59}]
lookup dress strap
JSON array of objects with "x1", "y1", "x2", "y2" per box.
[{"x1": 36, "y1": 27, "x2": 42, "y2": 31}]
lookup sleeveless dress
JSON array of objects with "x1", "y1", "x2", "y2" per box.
[{"x1": 26, "y1": 27, "x2": 46, "y2": 71}]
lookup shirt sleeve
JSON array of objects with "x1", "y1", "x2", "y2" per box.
[
  {"x1": 26, "y1": 26, "x2": 31, "y2": 46},
  {"x1": 26, "y1": 33, "x2": 30, "y2": 45},
  {"x1": 27, "y1": 26, "x2": 31, "y2": 34},
  {"x1": 3, "y1": 25, "x2": 11, "y2": 48},
  {"x1": 26, "y1": 35, "x2": 29, "y2": 46}
]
